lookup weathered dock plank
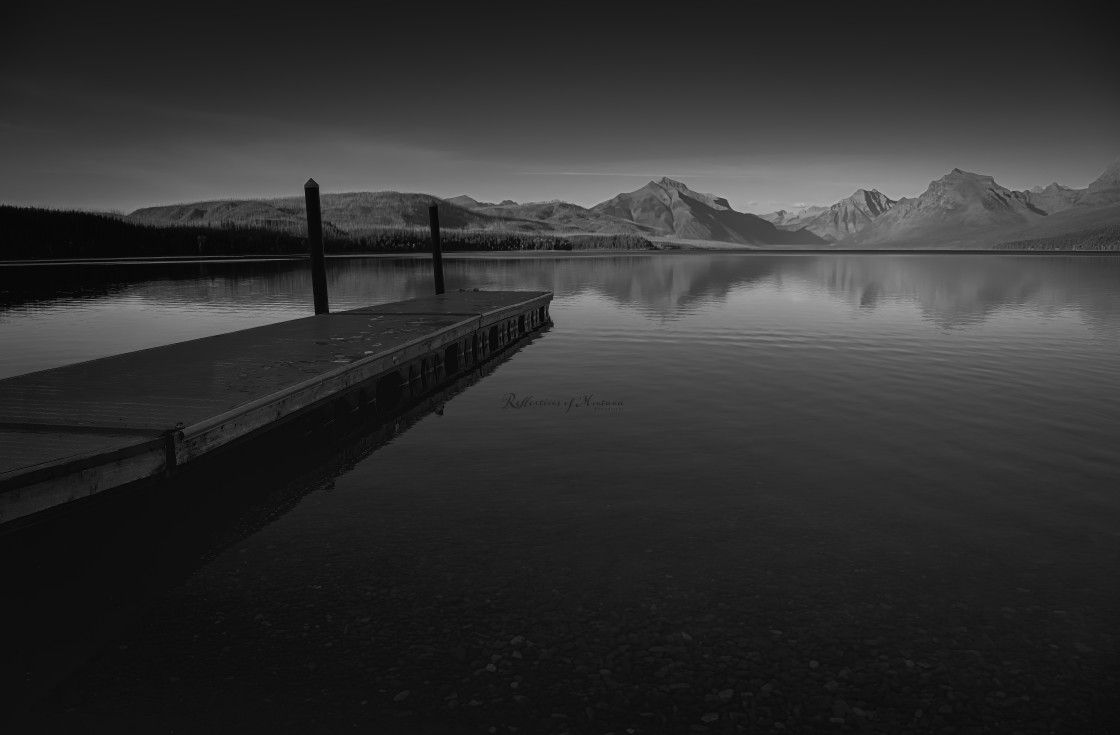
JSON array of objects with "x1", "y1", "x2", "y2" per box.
[{"x1": 0, "y1": 290, "x2": 552, "y2": 527}]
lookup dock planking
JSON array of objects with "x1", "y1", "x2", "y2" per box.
[{"x1": 0, "y1": 290, "x2": 552, "y2": 528}]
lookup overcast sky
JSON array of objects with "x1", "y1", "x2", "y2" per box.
[{"x1": 3, "y1": 4, "x2": 1117, "y2": 214}]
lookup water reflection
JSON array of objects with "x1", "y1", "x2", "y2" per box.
[
  {"x1": 459, "y1": 254, "x2": 1120, "y2": 332},
  {"x1": 0, "y1": 260, "x2": 309, "y2": 312},
  {"x1": 4, "y1": 254, "x2": 1119, "y2": 732},
  {"x1": 789, "y1": 255, "x2": 1120, "y2": 330},
  {"x1": 2, "y1": 254, "x2": 1119, "y2": 378}
]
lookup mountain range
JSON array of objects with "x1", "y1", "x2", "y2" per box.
[
  {"x1": 760, "y1": 207, "x2": 826, "y2": 227},
  {"x1": 761, "y1": 190, "x2": 897, "y2": 242},
  {"x1": 587, "y1": 177, "x2": 821, "y2": 245},
  {"x1": 850, "y1": 169, "x2": 1049, "y2": 247},
  {"x1": 127, "y1": 160, "x2": 1120, "y2": 249},
  {"x1": 130, "y1": 178, "x2": 825, "y2": 246},
  {"x1": 761, "y1": 160, "x2": 1120, "y2": 248}
]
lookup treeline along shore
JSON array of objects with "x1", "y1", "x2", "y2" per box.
[
  {"x1": 992, "y1": 224, "x2": 1120, "y2": 251},
  {"x1": 0, "y1": 206, "x2": 660, "y2": 260}
]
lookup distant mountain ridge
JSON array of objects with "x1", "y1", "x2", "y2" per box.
[
  {"x1": 130, "y1": 192, "x2": 539, "y2": 234},
  {"x1": 472, "y1": 200, "x2": 662, "y2": 236},
  {"x1": 767, "y1": 189, "x2": 896, "y2": 242},
  {"x1": 754, "y1": 159, "x2": 1120, "y2": 247},
  {"x1": 760, "y1": 206, "x2": 826, "y2": 227},
  {"x1": 124, "y1": 160, "x2": 1120, "y2": 249},
  {"x1": 444, "y1": 194, "x2": 491, "y2": 208},
  {"x1": 846, "y1": 163, "x2": 1119, "y2": 247},
  {"x1": 1018, "y1": 159, "x2": 1120, "y2": 213},
  {"x1": 129, "y1": 190, "x2": 680, "y2": 239},
  {"x1": 1025, "y1": 183, "x2": 1082, "y2": 213},
  {"x1": 446, "y1": 195, "x2": 517, "y2": 208},
  {"x1": 589, "y1": 177, "x2": 823, "y2": 245},
  {"x1": 128, "y1": 178, "x2": 825, "y2": 246},
  {"x1": 852, "y1": 169, "x2": 1049, "y2": 247},
  {"x1": 1079, "y1": 158, "x2": 1120, "y2": 206}
]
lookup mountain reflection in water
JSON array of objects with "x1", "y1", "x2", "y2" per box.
[{"x1": 2, "y1": 254, "x2": 1118, "y2": 379}]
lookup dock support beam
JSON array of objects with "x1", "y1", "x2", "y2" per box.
[
  {"x1": 305, "y1": 178, "x2": 329, "y2": 314},
  {"x1": 428, "y1": 204, "x2": 446, "y2": 295}
]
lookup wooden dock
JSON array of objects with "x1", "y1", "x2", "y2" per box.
[{"x1": 0, "y1": 290, "x2": 553, "y2": 529}]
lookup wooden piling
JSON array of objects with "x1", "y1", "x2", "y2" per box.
[
  {"x1": 428, "y1": 204, "x2": 446, "y2": 295},
  {"x1": 305, "y1": 178, "x2": 329, "y2": 314}
]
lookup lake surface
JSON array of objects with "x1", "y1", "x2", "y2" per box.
[{"x1": 3, "y1": 253, "x2": 1119, "y2": 733}]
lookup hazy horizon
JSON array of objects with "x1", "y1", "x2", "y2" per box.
[{"x1": 3, "y1": 5, "x2": 1117, "y2": 215}]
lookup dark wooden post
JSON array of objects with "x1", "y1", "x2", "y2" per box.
[
  {"x1": 305, "y1": 178, "x2": 329, "y2": 314},
  {"x1": 428, "y1": 204, "x2": 446, "y2": 295}
]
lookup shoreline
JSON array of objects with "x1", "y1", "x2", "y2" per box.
[{"x1": 3, "y1": 249, "x2": 1120, "y2": 266}]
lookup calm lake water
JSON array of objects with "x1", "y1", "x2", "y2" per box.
[{"x1": 3, "y1": 253, "x2": 1120, "y2": 733}]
